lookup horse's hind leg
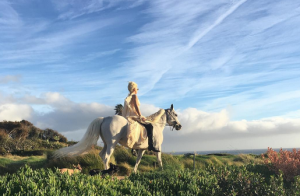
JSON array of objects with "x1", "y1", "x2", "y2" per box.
[
  {"x1": 156, "y1": 152, "x2": 163, "y2": 170},
  {"x1": 134, "y1": 149, "x2": 145, "y2": 173},
  {"x1": 103, "y1": 143, "x2": 117, "y2": 170},
  {"x1": 99, "y1": 144, "x2": 107, "y2": 162}
]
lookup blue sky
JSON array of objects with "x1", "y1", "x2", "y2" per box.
[{"x1": 1, "y1": 0, "x2": 300, "y2": 152}]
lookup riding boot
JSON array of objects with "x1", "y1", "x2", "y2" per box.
[{"x1": 144, "y1": 123, "x2": 160, "y2": 152}]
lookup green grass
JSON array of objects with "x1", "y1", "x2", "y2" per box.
[
  {"x1": 177, "y1": 153, "x2": 263, "y2": 170},
  {"x1": 0, "y1": 155, "x2": 46, "y2": 175},
  {"x1": 0, "y1": 149, "x2": 263, "y2": 176}
]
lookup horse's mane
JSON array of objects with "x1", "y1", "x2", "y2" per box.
[{"x1": 146, "y1": 109, "x2": 165, "y2": 123}]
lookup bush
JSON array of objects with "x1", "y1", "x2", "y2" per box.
[
  {"x1": 0, "y1": 147, "x2": 7, "y2": 155},
  {"x1": 1, "y1": 164, "x2": 300, "y2": 195},
  {"x1": 46, "y1": 149, "x2": 105, "y2": 174},
  {"x1": 11, "y1": 150, "x2": 44, "y2": 156},
  {"x1": 0, "y1": 130, "x2": 8, "y2": 143},
  {"x1": 118, "y1": 162, "x2": 132, "y2": 176},
  {"x1": 262, "y1": 147, "x2": 300, "y2": 182},
  {"x1": 0, "y1": 165, "x2": 150, "y2": 195},
  {"x1": 161, "y1": 153, "x2": 184, "y2": 171},
  {"x1": 113, "y1": 145, "x2": 136, "y2": 165}
]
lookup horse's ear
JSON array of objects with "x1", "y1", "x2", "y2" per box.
[{"x1": 170, "y1": 104, "x2": 173, "y2": 110}]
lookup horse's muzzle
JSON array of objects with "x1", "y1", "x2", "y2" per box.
[{"x1": 175, "y1": 124, "x2": 182, "y2": 130}]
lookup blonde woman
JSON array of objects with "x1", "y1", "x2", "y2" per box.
[{"x1": 122, "y1": 82, "x2": 159, "y2": 152}]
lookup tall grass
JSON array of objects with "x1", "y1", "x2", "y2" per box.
[
  {"x1": 0, "y1": 155, "x2": 46, "y2": 175},
  {"x1": 1, "y1": 146, "x2": 264, "y2": 176}
]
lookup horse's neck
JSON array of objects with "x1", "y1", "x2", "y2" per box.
[{"x1": 155, "y1": 112, "x2": 166, "y2": 131}]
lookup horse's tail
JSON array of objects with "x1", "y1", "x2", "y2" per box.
[{"x1": 53, "y1": 117, "x2": 104, "y2": 158}]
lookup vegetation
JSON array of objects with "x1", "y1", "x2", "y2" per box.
[
  {"x1": 1, "y1": 164, "x2": 300, "y2": 195},
  {"x1": 0, "y1": 145, "x2": 265, "y2": 176},
  {"x1": 263, "y1": 147, "x2": 300, "y2": 182},
  {"x1": 0, "y1": 120, "x2": 68, "y2": 156},
  {"x1": 1, "y1": 120, "x2": 300, "y2": 195},
  {"x1": 114, "y1": 104, "x2": 123, "y2": 115}
]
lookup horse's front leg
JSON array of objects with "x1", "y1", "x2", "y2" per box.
[
  {"x1": 156, "y1": 151, "x2": 163, "y2": 170},
  {"x1": 133, "y1": 149, "x2": 145, "y2": 173}
]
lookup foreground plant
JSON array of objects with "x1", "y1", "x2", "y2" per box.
[
  {"x1": 1, "y1": 164, "x2": 300, "y2": 195},
  {"x1": 262, "y1": 147, "x2": 300, "y2": 182}
]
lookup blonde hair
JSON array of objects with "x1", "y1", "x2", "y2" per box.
[{"x1": 128, "y1": 81, "x2": 138, "y2": 93}]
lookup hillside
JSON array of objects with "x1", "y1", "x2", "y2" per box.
[{"x1": 0, "y1": 120, "x2": 71, "y2": 155}]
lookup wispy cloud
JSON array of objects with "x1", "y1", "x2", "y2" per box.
[
  {"x1": 0, "y1": 75, "x2": 21, "y2": 84},
  {"x1": 186, "y1": 0, "x2": 247, "y2": 50},
  {"x1": 52, "y1": 0, "x2": 146, "y2": 20},
  {"x1": 0, "y1": 0, "x2": 21, "y2": 26},
  {"x1": 0, "y1": 17, "x2": 119, "y2": 69},
  {"x1": 120, "y1": 0, "x2": 300, "y2": 118}
]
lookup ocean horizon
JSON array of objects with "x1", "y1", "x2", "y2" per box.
[{"x1": 167, "y1": 147, "x2": 300, "y2": 155}]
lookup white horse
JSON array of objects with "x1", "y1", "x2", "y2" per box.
[{"x1": 54, "y1": 104, "x2": 181, "y2": 173}]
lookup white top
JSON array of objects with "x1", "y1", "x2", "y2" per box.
[{"x1": 122, "y1": 93, "x2": 140, "y2": 119}]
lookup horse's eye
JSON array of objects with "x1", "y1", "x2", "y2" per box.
[{"x1": 175, "y1": 114, "x2": 177, "y2": 117}]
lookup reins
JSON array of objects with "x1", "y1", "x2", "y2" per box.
[{"x1": 145, "y1": 109, "x2": 177, "y2": 131}]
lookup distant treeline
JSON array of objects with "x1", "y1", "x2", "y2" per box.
[{"x1": 0, "y1": 120, "x2": 71, "y2": 155}]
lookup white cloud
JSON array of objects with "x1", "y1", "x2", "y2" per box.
[
  {"x1": 178, "y1": 108, "x2": 229, "y2": 133},
  {"x1": 175, "y1": 107, "x2": 300, "y2": 136},
  {"x1": 0, "y1": 104, "x2": 33, "y2": 121},
  {"x1": 163, "y1": 108, "x2": 300, "y2": 151}
]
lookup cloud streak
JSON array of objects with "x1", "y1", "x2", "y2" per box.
[{"x1": 186, "y1": 0, "x2": 247, "y2": 50}]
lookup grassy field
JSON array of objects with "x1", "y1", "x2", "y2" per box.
[
  {"x1": 0, "y1": 155, "x2": 46, "y2": 175},
  {"x1": 0, "y1": 147, "x2": 263, "y2": 176}
]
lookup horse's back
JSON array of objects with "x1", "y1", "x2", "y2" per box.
[
  {"x1": 105, "y1": 115, "x2": 128, "y2": 126},
  {"x1": 101, "y1": 115, "x2": 128, "y2": 140}
]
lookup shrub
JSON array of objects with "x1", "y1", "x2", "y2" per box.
[
  {"x1": 118, "y1": 162, "x2": 132, "y2": 176},
  {"x1": 46, "y1": 149, "x2": 105, "y2": 174},
  {"x1": 113, "y1": 145, "x2": 135, "y2": 165},
  {"x1": 262, "y1": 147, "x2": 300, "y2": 182},
  {"x1": 161, "y1": 153, "x2": 184, "y2": 171},
  {"x1": 2, "y1": 164, "x2": 300, "y2": 195},
  {"x1": 0, "y1": 147, "x2": 7, "y2": 155},
  {"x1": 0, "y1": 130, "x2": 8, "y2": 143}
]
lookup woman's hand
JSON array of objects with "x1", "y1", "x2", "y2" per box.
[{"x1": 141, "y1": 116, "x2": 147, "y2": 121}]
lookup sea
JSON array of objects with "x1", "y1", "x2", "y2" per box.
[{"x1": 167, "y1": 148, "x2": 300, "y2": 155}]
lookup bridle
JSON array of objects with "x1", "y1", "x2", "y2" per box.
[{"x1": 165, "y1": 109, "x2": 179, "y2": 131}]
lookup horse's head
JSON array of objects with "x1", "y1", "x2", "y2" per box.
[{"x1": 166, "y1": 104, "x2": 182, "y2": 130}]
